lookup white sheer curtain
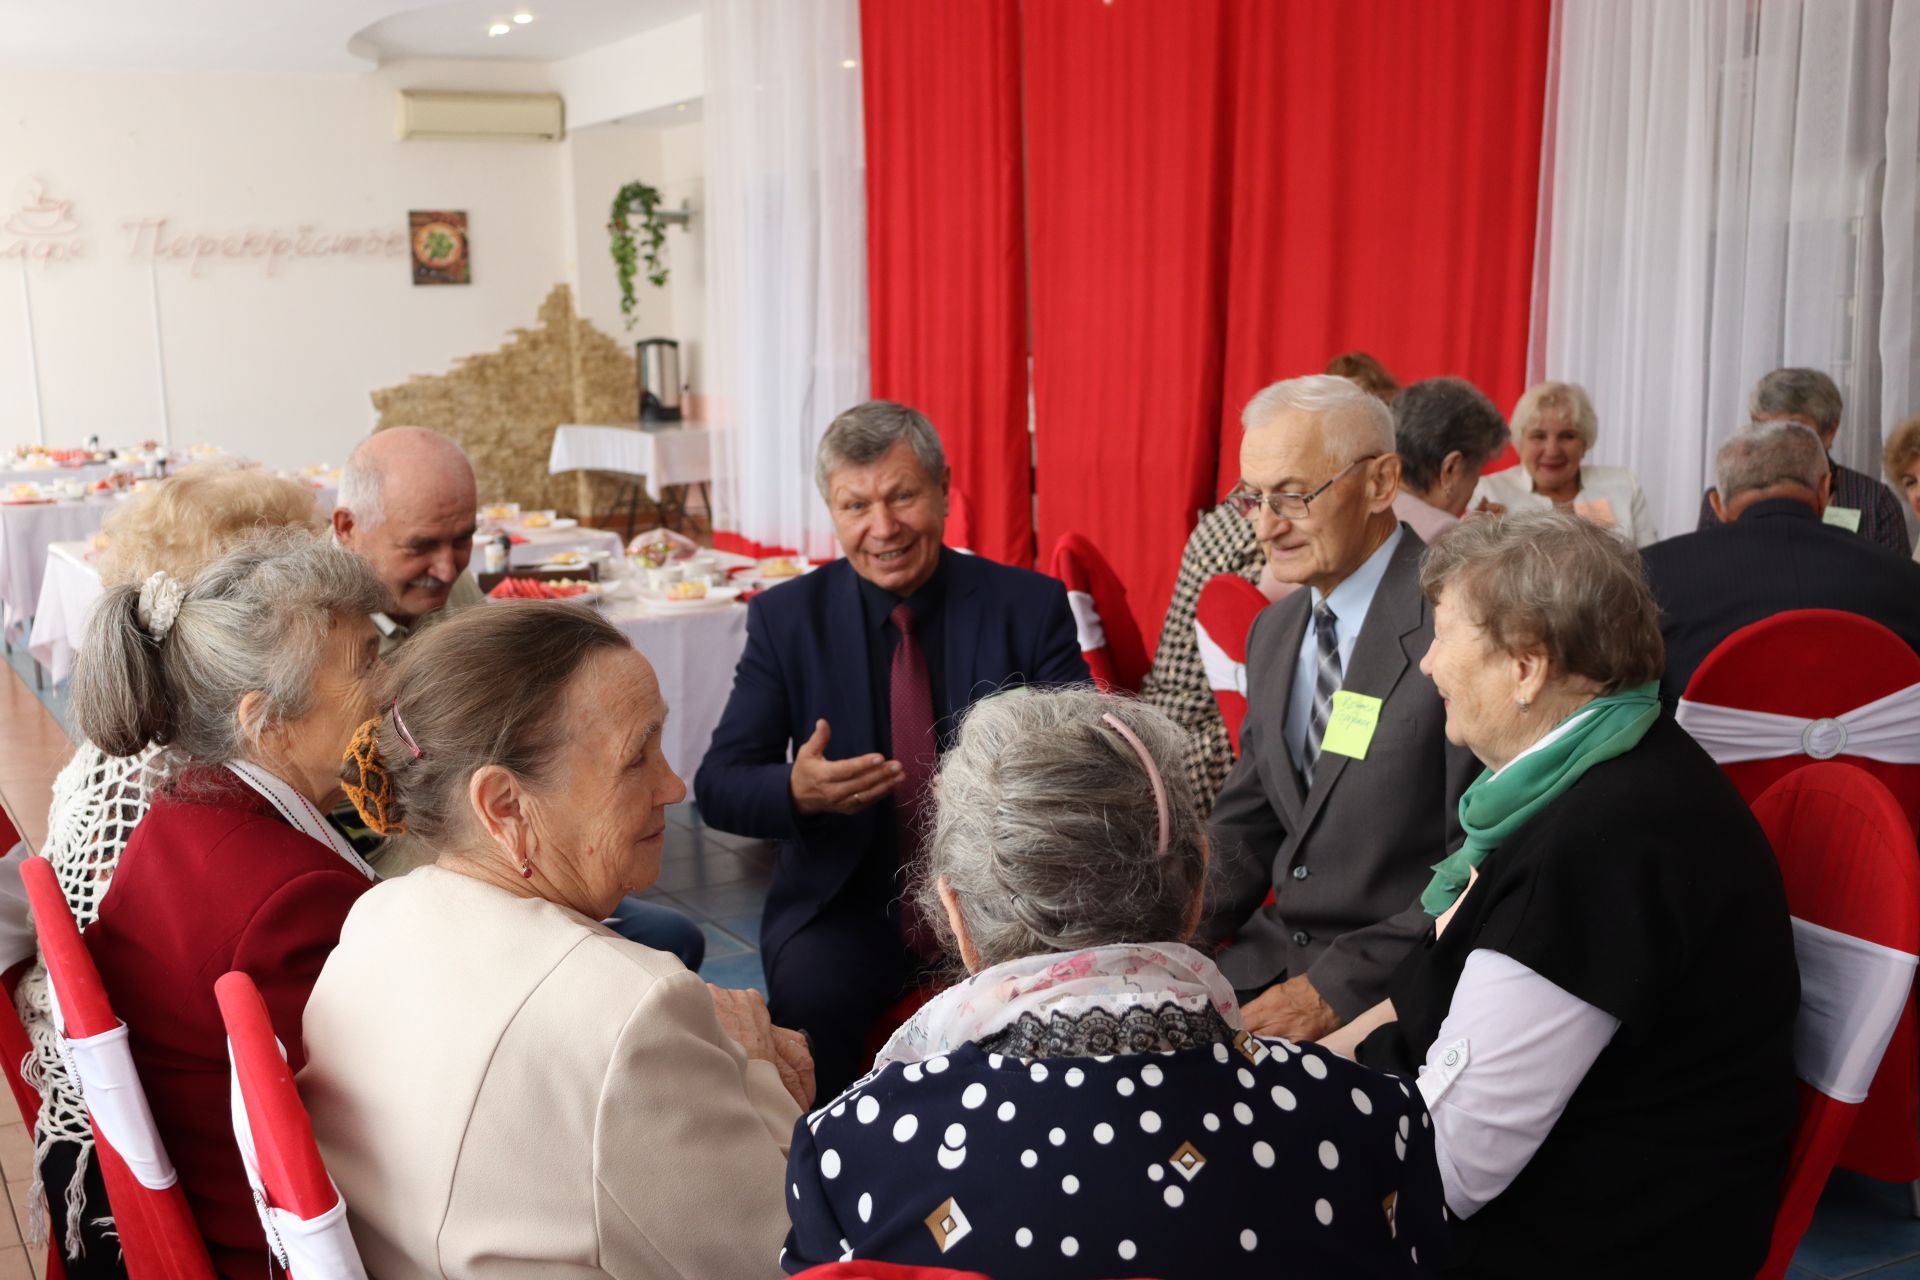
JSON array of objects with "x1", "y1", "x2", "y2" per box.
[
  {"x1": 703, "y1": 0, "x2": 869, "y2": 558},
  {"x1": 1530, "y1": 0, "x2": 1920, "y2": 539}
]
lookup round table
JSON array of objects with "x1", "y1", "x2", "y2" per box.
[{"x1": 600, "y1": 586, "x2": 752, "y2": 783}]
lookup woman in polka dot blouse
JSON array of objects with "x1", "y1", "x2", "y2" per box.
[{"x1": 781, "y1": 688, "x2": 1445, "y2": 1278}]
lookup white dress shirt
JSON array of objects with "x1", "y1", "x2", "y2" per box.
[
  {"x1": 1416, "y1": 709, "x2": 1621, "y2": 1219},
  {"x1": 1283, "y1": 526, "x2": 1406, "y2": 771}
]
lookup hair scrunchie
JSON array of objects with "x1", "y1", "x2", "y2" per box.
[
  {"x1": 343, "y1": 717, "x2": 405, "y2": 835},
  {"x1": 136, "y1": 571, "x2": 186, "y2": 641}
]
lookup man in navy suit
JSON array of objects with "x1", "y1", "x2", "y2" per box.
[
  {"x1": 695, "y1": 401, "x2": 1089, "y2": 1092},
  {"x1": 1645, "y1": 419, "x2": 1920, "y2": 705}
]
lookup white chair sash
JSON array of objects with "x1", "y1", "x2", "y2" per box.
[
  {"x1": 1676, "y1": 681, "x2": 1920, "y2": 765},
  {"x1": 227, "y1": 1040, "x2": 369, "y2": 1280},
  {"x1": 1066, "y1": 589, "x2": 1107, "y2": 653},
  {"x1": 1791, "y1": 916, "x2": 1919, "y2": 1104},
  {"x1": 48, "y1": 985, "x2": 177, "y2": 1191},
  {"x1": 1193, "y1": 617, "x2": 1247, "y2": 696}
]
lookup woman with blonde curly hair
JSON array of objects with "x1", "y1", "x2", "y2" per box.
[
  {"x1": 1469, "y1": 381, "x2": 1659, "y2": 547},
  {"x1": 1883, "y1": 413, "x2": 1920, "y2": 562},
  {"x1": 95, "y1": 461, "x2": 321, "y2": 583}
]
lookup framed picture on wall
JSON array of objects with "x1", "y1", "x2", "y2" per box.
[{"x1": 409, "y1": 210, "x2": 469, "y2": 285}]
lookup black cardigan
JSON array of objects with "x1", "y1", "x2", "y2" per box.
[{"x1": 1360, "y1": 715, "x2": 1800, "y2": 1279}]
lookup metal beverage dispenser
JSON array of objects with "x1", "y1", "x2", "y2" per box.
[{"x1": 636, "y1": 338, "x2": 683, "y2": 424}]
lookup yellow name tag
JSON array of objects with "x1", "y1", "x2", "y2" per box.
[
  {"x1": 1823, "y1": 504, "x2": 1863, "y2": 533},
  {"x1": 1321, "y1": 690, "x2": 1384, "y2": 760}
]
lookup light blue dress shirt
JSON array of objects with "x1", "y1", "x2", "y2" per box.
[{"x1": 1283, "y1": 525, "x2": 1406, "y2": 772}]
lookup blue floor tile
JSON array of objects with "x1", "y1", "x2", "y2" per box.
[
  {"x1": 1792, "y1": 1172, "x2": 1920, "y2": 1278},
  {"x1": 653, "y1": 850, "x2": 764, "y2": 894},
  {"x1": 702, "y1": 951, "x2": 768, "y2": 996},
  {"x1": 698, "y1": 921, "x2": 750, "y2": 960},
  {"x1": 671, "y1": 877, "x2": 779, "y2": 920},
  {"x1": 1857, "y1": 1257, "x2": 1920, "y2": 1278},
  {"x1": 717, "y1": 911, "x2": 762, "y2": 946}
]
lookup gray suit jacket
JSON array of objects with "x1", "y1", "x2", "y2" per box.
[{"x1": 1201, "y1": 528, "x2": 1478, "y2": 1019}]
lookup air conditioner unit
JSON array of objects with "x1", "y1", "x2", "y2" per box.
[{"x1": 396, "y1": 90, "x2": 566, "y2": 142}]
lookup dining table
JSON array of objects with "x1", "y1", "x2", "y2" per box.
[
  {"x1": 1, "y1": 497, "x2": 117, "y2": 644},
  {"x1": 28, "y1": 531, "x2": 766, "y2": 785}
]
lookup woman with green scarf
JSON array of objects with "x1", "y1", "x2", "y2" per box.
[{"x1": 1322, "y1": 511, "x2": 1798, "y2": 1279}]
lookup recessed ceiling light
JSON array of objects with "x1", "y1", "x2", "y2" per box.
[
  {"x1": 488, "y1": 22, "x2": 511, "y2": 36},
  {"x1": 676, "y1": 102, "x2": 687, "y2": 111},
  {"x1": 513, "y1": 12, "x2": 534, "y2": 23},
  {"x1": 841, "y1": 58, "x2": 858, "y2": 69}
]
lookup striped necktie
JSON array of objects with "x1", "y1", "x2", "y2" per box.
[{"x1": 1300, "y1": 600, "x2": 1341, "y2": 784}]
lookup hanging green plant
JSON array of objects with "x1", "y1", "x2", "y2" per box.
[{"x1": 608, "y1": 181, "x2": 670, "y2": 330}]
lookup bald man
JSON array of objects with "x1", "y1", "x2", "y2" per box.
[
  {"x1": 333, "y1": 427, "x2": 485, "y2": 656},
  {"x1": 333, "y1": 428, "x2": 710, "y2": 972}
]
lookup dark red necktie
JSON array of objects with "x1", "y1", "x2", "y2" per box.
[{"x1": 889, "y1": 603, "x2": 940, "y2": 959}]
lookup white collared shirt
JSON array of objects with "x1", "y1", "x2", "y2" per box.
[
  {"x1": 1283, "y1": 525, "x2": 1406, "y2": 772},
  {"x1": 1418, "y1": 705, "x2": 1619, "y2": 1221}
]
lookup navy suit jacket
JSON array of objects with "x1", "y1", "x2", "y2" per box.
[
  {"x1": 1643, "y1": 498, "x2": 1920, "y2": 706},
  {"x1": 693, "y1": 550, "x2": 1089, "y2": 964}
]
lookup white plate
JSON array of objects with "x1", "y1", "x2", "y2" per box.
[
  {"x1": 536, "y1": 549, "x2": 612, "y2": 569},
  {"x1": 645, "y1": 585, "x2": 744, "y2": 609}
]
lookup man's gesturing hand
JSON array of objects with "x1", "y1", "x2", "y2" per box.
[{"x1": 789, "y1": 719, "x2": 904, "y2": 816}]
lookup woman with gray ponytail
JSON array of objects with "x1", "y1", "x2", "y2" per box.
[
  {"x1": 67, "y1": 529, "x2": 387, "y2": 1279},
  {"x1": 783, "y1": 688, "x2": 1447, "y2": 1278}
]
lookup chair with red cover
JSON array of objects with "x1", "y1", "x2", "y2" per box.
[
  {"x1": 1193, "y1": 573, "x2": 1269, "y2": 757},
  {"x1": 1048, "y1": 533, "x2": 1149, "y2": 693},
  {"x1": 791, "y1": 1263, "x2": 991, "y2": 1280},
  {"x1": 214, "y1": 971, "x2": 366, "y2": 1280},
  {"x1": 1750, "y1": 764, "x2": 1920, "y2": 1278},
  {"x1": 1677, "y1": 608, "x2": 1920, "y2": 823},
  {"x1": 1677, "y1": 608, "x2": 1920, "y2": 1184},
  {"x1": 20, "y1": 859, "x2": 216, "y2": 1280}
]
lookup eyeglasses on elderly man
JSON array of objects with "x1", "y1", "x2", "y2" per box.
[{"x1": 1225, "y1": 453, "x2": 1383, "y2": 522}]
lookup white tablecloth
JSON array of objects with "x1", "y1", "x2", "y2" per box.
[
  {"x1": 548, "y1": 425, "x2": 712, "y2": 489},
  {"x1": 601, "y1": 591, "x2": 750, "y2": 783},
  {"x1": 28, "y1": 541, "x2": 100, "y2": 685},
  {"x1": 1, "y1": 497, "x2": 115, "y2": 641},
  {"x1": 0, "y1": 462, "x2": 122, "y2": 489},
  {"x1": 489, "y1": 522, "x2": 627, "y2": 570}
]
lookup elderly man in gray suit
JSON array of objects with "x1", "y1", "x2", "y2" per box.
[{"x1": 1202, "y1": 374, "x2": 1478, "y2": 1041}]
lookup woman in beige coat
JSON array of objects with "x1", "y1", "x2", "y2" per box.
[{"x1": 300, "y1": 602, "x2": 810, "y2": 1279}]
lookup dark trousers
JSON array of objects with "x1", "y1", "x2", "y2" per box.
[
  {"x1": 40, "y1": 1138, "x2": 126, "y2": 1278},
  {"x1": 766, "y1": 888, "x2": 914, "y2": 1098}
]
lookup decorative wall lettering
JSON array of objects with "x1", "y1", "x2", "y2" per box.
[
  {"x1": 121, "y1": 217, "x2": 408, "y2": 277},
  {"x1": 1, "y1": 178, "x2": 88, "y2": 265}
]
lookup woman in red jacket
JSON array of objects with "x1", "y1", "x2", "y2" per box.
[{"x1": 67, "y1": 530, "x2": 387, "y2": 1278}]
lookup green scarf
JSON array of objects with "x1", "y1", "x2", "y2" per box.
[{"x1": 1421, "y1": 681, "x2": 1661, "y2": 915}]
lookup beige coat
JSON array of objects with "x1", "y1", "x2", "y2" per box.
[{"x1": 300, "y1": 865, "x2": 799, "y2": 1279}]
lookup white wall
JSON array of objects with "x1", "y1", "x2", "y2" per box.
[
  {"x1": 563, "y1": 118, "x2": 707, "y2": 399},
  {"x1": 551, "y1": 13, "x2": 703, "y2": 131},
  {"x1": 0, "y1": 58, "x2": 573, "y2": 469}
]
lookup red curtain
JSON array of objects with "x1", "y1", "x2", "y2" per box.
[
  {"x1": 1213, "y1": 0, "x2": 1552, "y2": 493},
  {"x1": 1022, "y1": 0, "x2": 1238, "y2": 655},
  {"x1": 860, "y1": 0, "x2": 1551, "y2": 644},
  {"x1": 861, "y1": 0, "x2": 1032, "y2": 565}
]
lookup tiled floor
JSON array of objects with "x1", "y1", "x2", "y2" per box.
[{"x1": 5, "y1": 648, "x2": 1920, "y2": 1274}]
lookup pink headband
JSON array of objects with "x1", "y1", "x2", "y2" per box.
[
  {"x1": 390, "y1": 700, "x2": 424, "y2": 760},
  {"x1": 1102, "y1": 713, "x2": 1169, "y2": 858}
]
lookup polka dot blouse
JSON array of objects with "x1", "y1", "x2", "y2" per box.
[{"x1": 781, "y1": 1033, "x2": 1446, "y2": 1278}]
